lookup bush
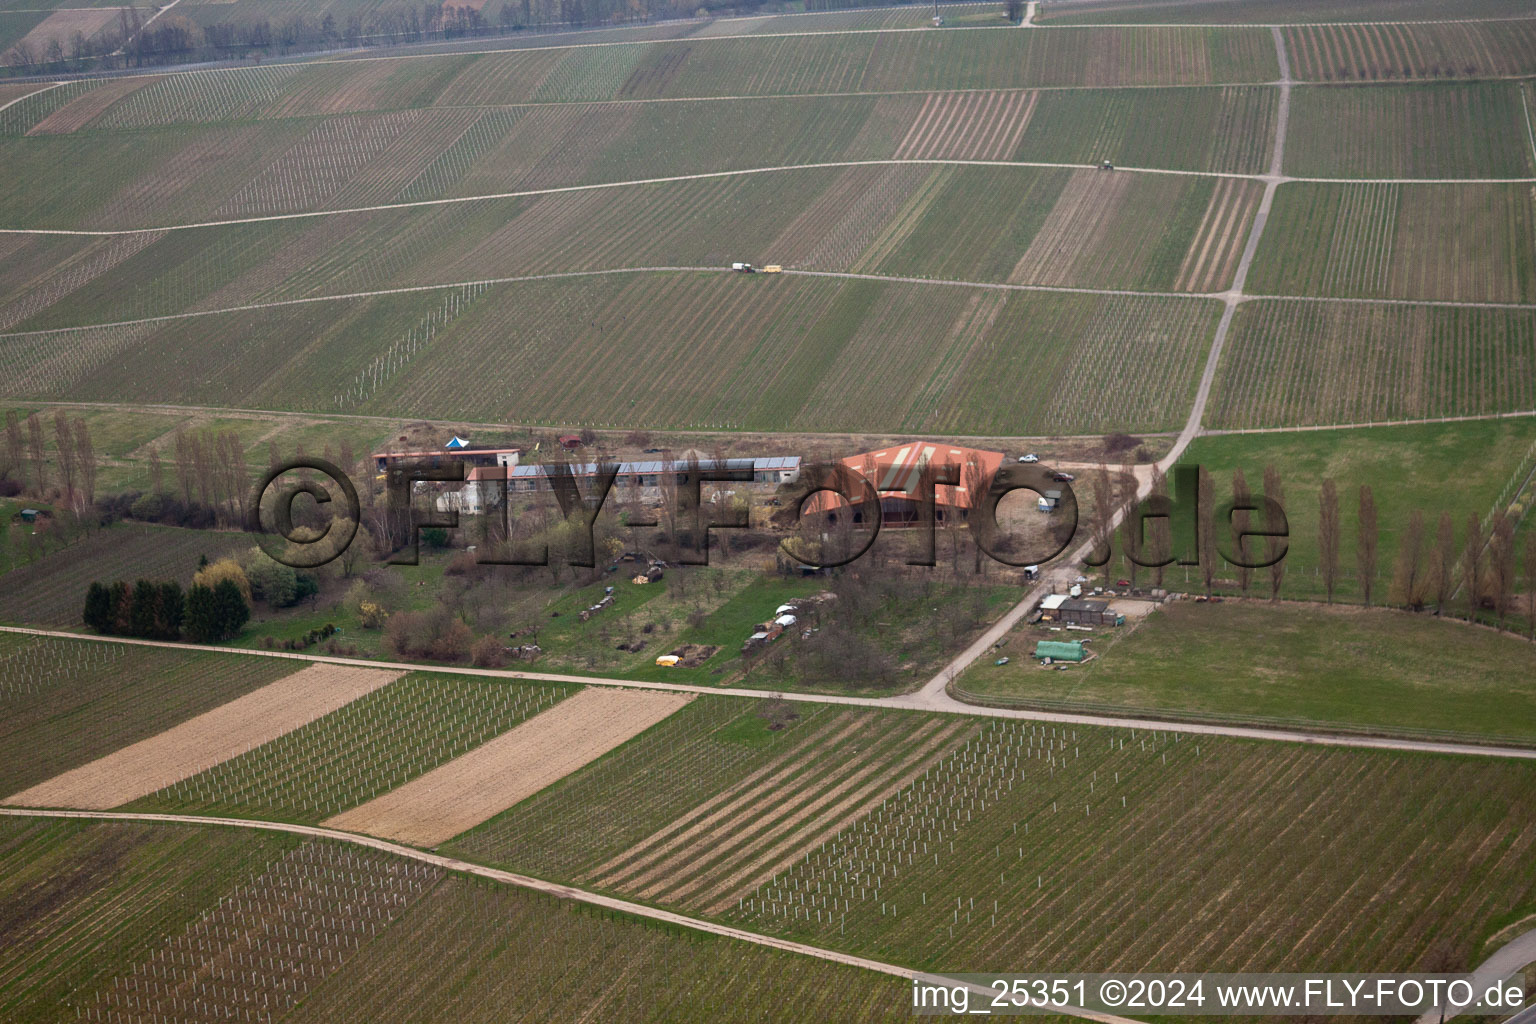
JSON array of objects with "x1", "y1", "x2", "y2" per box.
[
  {"x1": 192, "y1": 558, "x2": 251, "y2": 604},
  {"x1": 130, "y1": 492, "x2": 165, "y2": 520},
  {"x1": 384, "y1": 607, "x2": 473, "y2": 661},
  {"x1": 358, "y1": 601, "x2": 388, "y2": 629},
  {"x1": 470, "y1": 634, "x2": 505, "y2": 667}
]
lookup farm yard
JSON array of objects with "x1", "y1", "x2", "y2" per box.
[{"x1": 0, "y1": 635, "x2": 298, "y2": 796}]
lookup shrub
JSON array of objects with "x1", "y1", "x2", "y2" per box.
[
  {"x1": 470, "y1": 634, "x2": 505, "y2": 667},
  {"x1": 192, "y1": 558, "x2": 251, "y2": 604},
  {"x1": 358, "y1": 601, "x2": 388, "y2": 629}
]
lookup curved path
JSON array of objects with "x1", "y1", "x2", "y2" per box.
[
  {"x1": 2, "y1": 625, "x2": 1533, "y2": 760},
  {"x1": 0, "y1": 806, "x2": 1140, "y2": 1024}
]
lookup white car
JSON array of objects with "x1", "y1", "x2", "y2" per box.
[{"x1": 1019, "y1": 453, "x2": 1039, "y2": 463}]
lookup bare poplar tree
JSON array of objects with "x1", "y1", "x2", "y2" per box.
[
  {"x1": 1319, "y1": 479, "x2": 1340, "y2": 602},
  {"x1": 148, "y1": 447, "x2": 165, "y2": 496},
  {"x1": 1231, "y1": 468, "x2": 1251, "y2": 595},
  {"x1": 1149, "y1": 466, "x2": 1169, "y2": 591},
  {"x1": 173, "y1": 429, "x2": 194, "y2": 504},
  {"x1": 52, "y1": 411, "x2": 77, "y2": 509},
  {"x1": 4, "y1": 411, "x2": 23, "y2": 490},
  {"x1": 1264, "y1": 465, "x2": 1284, "y2": 601},
  {"x1": 1462, "y1": 512, "x2": 1483, "y2": 615},
  {"x1": 1488, "y1": 511, "x2": 1516, "y2": 629},
  {"x1": 73, "y1": 417, "x2": 96, "y2": 508},
  {"x1": 1197, "y1": 465, "x2": 1216, "y2": 596},
  {"x1": 1357, "y1": 485, "x2": 1377, "y2": 606},
  {"x1": 1430, "y1": 511, "x2": 1455, "y2": 614},
  {"x1": 1389, "y1": 509, "x2": 1425, "y2": 609},
  {"x1": 964, "y1": 454, "x2": 986, "y2": 575},
  {"x1": 1525, "y1": 530, "x2": 1536, "y2": 640},
  {"x1": 25, "y1": 413, "x2": 46, "y2": 494}
]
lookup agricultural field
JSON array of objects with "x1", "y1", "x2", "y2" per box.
[
  {"x1": 281, "y1": 873, "x2": 921, "y2": 1023},
  {"x1": 1, "y1": 271, "x2": 1221, "y2": 436},
  {"x1": 1247, "y1": 182, "x2": 1536, "y2": 303},
  {"x1": 9, "y1": 663, "x2": 401, "y2": 809},
  {"x1": 324, "y1": 687, "x2": 691, "y2": 845},
  {"x1": 0, "y1": 524, "x2": 248, "y2": 627},
  {"x1": 959, "y1": 600, "x2": 1536, "y2": 742},
  {"x1": 1282, "y1": 20, "x2": 1536, "y2": 82},
  {"x1": 0, "y1": 27, "x2": 1280, "y2": 136},
  {"x1": 128, "y1": 673, "x2": 575, "y2": 823},
  {"x1": 1207, "y1": 300, "x2": 1536, "y2": 427},
  {"x1": 0, "y1": 634, "x2": 298, "y2": 797},
  {"x1": 450, "y1": 696, "x2": 1536, "y2": 976},
  {"x1": 0, "y1": 84, "x2": 1283, "y2": 232},
  {"x1": 0, "y1": 817, "x2": 305, "y2": 1024},
  {"x1": 1284, "y1": 82, "x2": 1536, "y2": 179},
  {"x1": 1040, "y1": 0, "x2": 1536, "y2": 23}
]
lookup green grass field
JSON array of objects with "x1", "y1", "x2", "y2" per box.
[
  {"x1": 958, "y1": 600, "x2": 1536, "y2": 741},
  {"x1": 126, "y1": 673, "x2": 577, "y2": 823},
  {"x1": 1160, "y1": 421, "x2": 1536, "y2": 605},
  {"x1": 0, "y1": 634, "x2": 300, "y2": 795}
]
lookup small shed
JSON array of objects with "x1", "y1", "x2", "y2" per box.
[
  {"x1": 1034, "y1": 640, "x2": 1085, "y2": 662},
  {"x1": 1057, "y1": 598, "x2": 1116, "y2": 625},
  {"x1": 18, "y1": 508, "x2": 39, "y2": 523},
  {"x1": 558, "y1": 434, "x2": 584, "y2": 449}
]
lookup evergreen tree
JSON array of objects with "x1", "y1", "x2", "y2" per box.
[
  {"x1": 184, "y1": 583, "x2": 218, "y2": 642},
  {"x1": 83, "y1": 581, "x2": 113, "y2": 633},
  {"x1": 108, "y1": 581, "x2": 132, "y2": 634},
  {"x1": 129, "y1": 579, "x2": 158, "y2": 638},
  {"x1": 212, "y1": 578, "x2": 250, "y2": 640},
  {"x1": 155, "y1": 581, "x2": 185, "y2": 640}
]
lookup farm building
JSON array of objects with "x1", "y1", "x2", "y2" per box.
[
  {"x1": 372, "y1": 443, "x2": 521, "y2": 474},
  {"x1": 1034, "y1": 640, "x2": 1086, "y2": 662},
  {"x1": 805, "y1": 441, "x2": 1004, "y2": 526},
  {"x1": 436, "y1": 457, "x2": 802, "y2": 512},
  {"x1": 1039, "y1": 594, "x2": 1118, "y2": 626}
]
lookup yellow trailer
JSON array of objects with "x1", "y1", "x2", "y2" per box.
[{"x1": 763, "y1": 265, "x2": 782, "y2": 273}]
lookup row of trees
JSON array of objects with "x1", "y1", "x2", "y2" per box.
[
  {"x1": 83, "y1": 576, "x2": 250, "y2": 642},
  {"x1": 2, "y1": 410, "x2": 97, "y2": 511},
  {"x1": 1090, "y1": 465, "x2": 1533, "y2": 634}
]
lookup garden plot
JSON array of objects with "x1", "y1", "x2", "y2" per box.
[
  {"x1": 893, "y1": 90, "x2": 1037, "y2": 161},
  {"x1": 323, "y1": 687, "x2": 690, "y2": 846},
  {"x1": 4, "y1": 664, "x2": 400, "y2": 809}
]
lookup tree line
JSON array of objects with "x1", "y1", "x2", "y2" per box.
[{"x1": 83, "y1": 574, "x2": 250, "y2": 642}]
